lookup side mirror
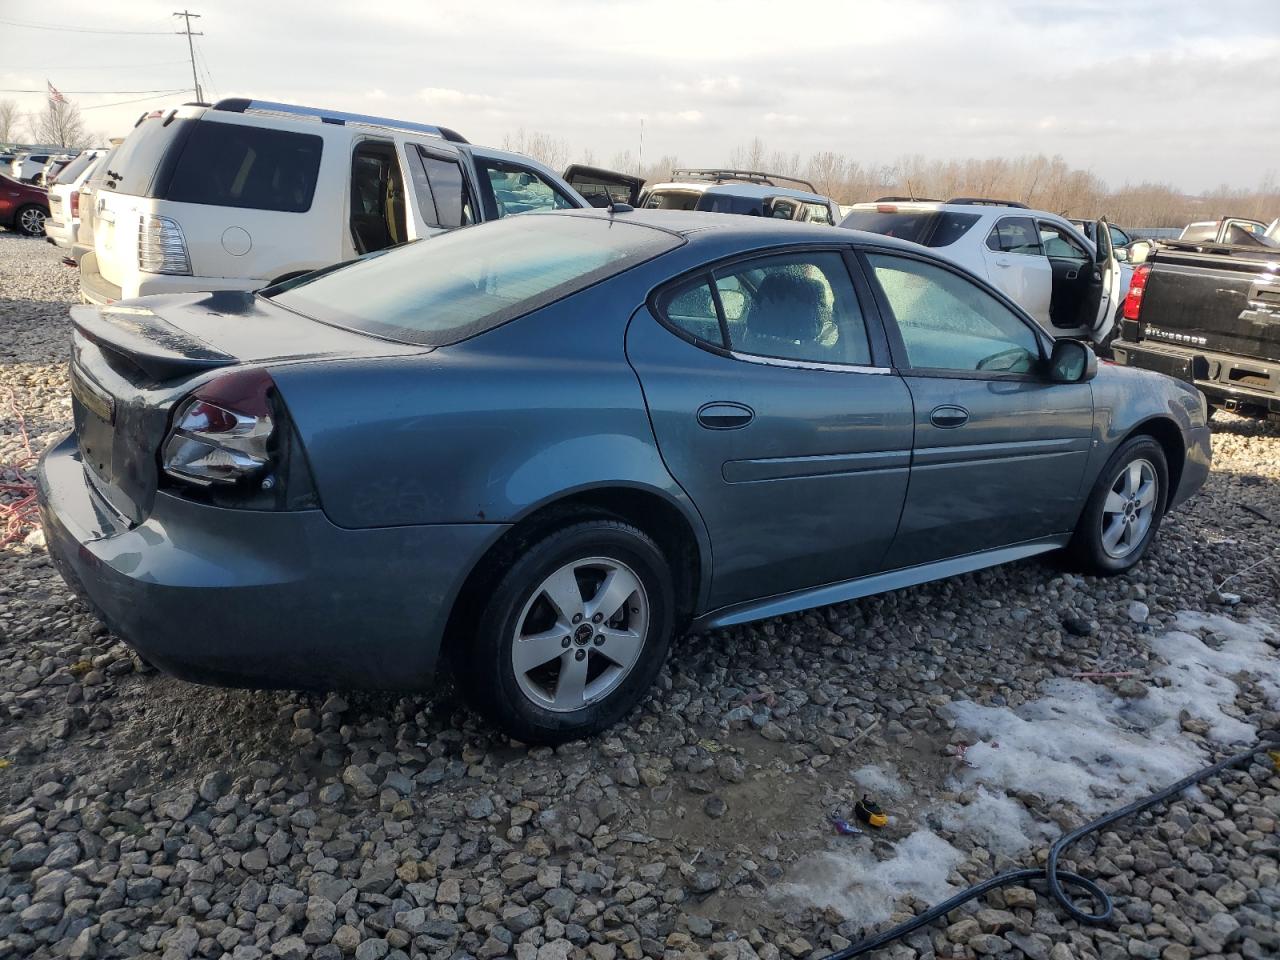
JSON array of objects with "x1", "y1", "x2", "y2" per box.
[
  {"x1": 1129, "y1": 240, "x2": 1153, "y2": 264},
  {"x1": 1115, "y1": 247, "x2": 1129, "y2": 263},
  {"x1": 1049, "y1": 339, "x2": 1097, "y2": 383}
]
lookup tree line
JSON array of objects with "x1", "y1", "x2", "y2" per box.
[{"x1": 0, "y1": 97, "x2": 93, "y2": 150}]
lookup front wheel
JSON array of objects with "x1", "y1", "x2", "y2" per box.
[
  {"x1": 455, "y1": 520, "x2": 675, "y2": 744},
  {"x1": 1066, "y1": 436, "x2": 1168, "y2": 575},
  {"x1": 16, "y1": 205, "x2": 47, "y2": 237}
]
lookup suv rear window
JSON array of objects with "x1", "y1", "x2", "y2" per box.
[
  {"x1": 841, "y1": 210, "x2": 981, "y2": 247},
  {"x1": 269, "y1": 214, "x2": 682, "y2": 347},
  {"x1": 164, "y1": 122, "x2": 322, "y2": 212},
  {"x1": 101, "y1": 116, "x2": 190, "y2": 195},
  {"x1": 52, "y1": 152, "x2": 95, "y2": 185}
]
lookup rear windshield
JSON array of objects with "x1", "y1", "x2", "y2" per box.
[
  {"x1": 841, "y1": 210, "x2": 981, "y2": 247},
  {"x1": 165, "y1": 121, "x2": 322, "y2": 212},
  {"x1": 269, "y1": 214, "x2": 682, "y2": 346},
  {"x1": 101, "y1": 115, "x2": 189, "y2": 195},
  {"x1": 52, "y1": 152, "x2": 96, "y2": 185}
]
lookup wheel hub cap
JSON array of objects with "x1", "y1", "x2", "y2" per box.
[{"x1": 1100, "y1": 458, "x2": 1158, "y2": 560}]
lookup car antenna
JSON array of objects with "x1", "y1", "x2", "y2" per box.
[{"x1": 607, "y1": 201, "x2": 634, "y2": 215}]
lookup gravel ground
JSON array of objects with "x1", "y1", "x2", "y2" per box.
[{"x1": 1, "y1": 230, "x2": 1277, "y2": 960}]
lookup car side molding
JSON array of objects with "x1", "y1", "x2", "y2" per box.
[{"x1": 692, "y1": 534, "x2": 1071, "y2": 630}]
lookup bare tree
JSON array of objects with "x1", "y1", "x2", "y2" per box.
[
  {"x1": 502, "y1": 128, "x2": 569, "y2": 171},
  {"x1": 0, "y1": 99, "x2": 21, "y2": 143},
  {"x1": 28, "y1": 98, "x2": 90, "y2": 148}
]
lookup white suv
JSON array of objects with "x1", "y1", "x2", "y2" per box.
[
  {"x1": 81, "y1": 99, "x2": 637, "y2": 305},
  {"x1": 44, "y1": 149, "x2": 106, "y2": 250},
  {"x1": 841, "y1": 198, "x2": 1126, "y2": 344},
  {"x1": 638, "y1": 169, "x2": 840, "y2": 224}
]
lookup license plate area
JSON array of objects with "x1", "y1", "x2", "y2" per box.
[{"x1": 70, "y1": 363, "x2": 116, "y2": 485}]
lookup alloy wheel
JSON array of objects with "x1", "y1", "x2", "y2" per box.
[
  {"x1": 510, "y1": 556, "x2": 649, "y2": 712},
  {"x1": 1100, "y1": 458, "x2": 1158, "y2": 559},
  {"x1": 19, "y1": 207, "x2": 46, "y2": 236}
]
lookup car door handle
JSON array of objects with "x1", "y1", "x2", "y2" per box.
[
  {"x1": 1065, "y1": 269, "x2": 1079, "y2": 280},
  {"x1": 697, "y1": 402, "x2": 754, "y2": 430},
  {"x1": 930, "y1": 404, "x2": 969, "y2": 428}
]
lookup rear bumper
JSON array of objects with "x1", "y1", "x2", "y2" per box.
[
  {"x1": 1111, "y1": 340, "x2": 1280, "y2": 416},
  {"x1": 37, "y1": 432, "x2": 507, "y2": 691},
  {"x1": 44, "y1": 217, "x2": 75, "y2": 249},
  {"x1": 80, "y1": 253, "x2": 261, "y2": 305}
]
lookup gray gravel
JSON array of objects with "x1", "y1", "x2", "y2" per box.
[{"x1": 1, "y1": 231, "x2": 1278, "y2": 960}]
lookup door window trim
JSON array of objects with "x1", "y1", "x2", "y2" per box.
[
  {"x1": 415, "y1": 145, "x2": 479, "y2": 228},
  {"x1": 985, "y1": 215, "x2": 1045, "y2": 257},
  {"x1": 854, "y1": 244, "x2": 1054, "y2": 382},
  {"x1": 646, "y1": 243, "x2": 895, "y2": 371}
]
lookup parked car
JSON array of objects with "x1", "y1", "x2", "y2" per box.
[
  {"x1": 1179, "y1": 218, "x2": 1274, "y2": 246},
  {"x1": 638, "y1": 169, "x2": 840, "y2": 224},
  {"x1": 35, "y1": 153, "x2": 76, "y2": 186},
  {"x1": 44, "y1": 149, "x2": 105, "y2": 250},
  {"x1": 0, "y1": 173, "x2": 50, "y2": 236},
  {"x1": 10, "y1": 152, "x2": 54, "y2": 183},
  {"x1": 841, "y1": 198, "x2": 1126, "y2": 345},
  {"x1": 81, "y1": 98, "x2": 636, "y2": 305},
  {"x1": 69, "y1": 145, "x2": 120, "y2": 266},
  {"x1": 561, "y1": 164, "x2": 644, "y2": 207},
  {"x1": 40, "y1": 210, "x2": 1210, "y2": 742},
  {"x1": 1110, "y1": 227, "x2": 1280, "y2": 419}
]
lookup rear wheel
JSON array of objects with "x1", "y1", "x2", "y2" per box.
[
  {"x1": 1066, "y1": 436, "x2": 1167, "y2": 575},
  {"x1": 16, "y1": 205, "x2": 47, "y2": 237},
  {"x1": 455, "y1": 520, "x2": 674, "y2": 744}
]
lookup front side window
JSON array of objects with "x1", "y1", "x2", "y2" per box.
[
  {"x1": 985, "y1": 216, "x2": 1043, "y2": 256},
  {"x1": 165, "y1": 122, "x2": 322, "y2": 212},
  {"x1": 476, "y1": 159, "x2": 576, "y2": 219},
  {"x1": 1108, "y1": 225, "x2": 1131, "y2": 248},
  {"x1": 868, "y1": 254, "x2": 1042, "y2": 374},
  {"x1": 271, "y1": 214, "x2": 681, "y2": 347},
  {"x1": 1038, "y1": 222, "x2": 1090, "y2": 261},
  {"x1": 718, "y1": 252, "x2": 872, "y2": 364}
]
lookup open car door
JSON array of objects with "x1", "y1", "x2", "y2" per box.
[
  {"x1": 562, "y1": 165, "x2": 645, "y2": 207},
  {"x1": 1088, "y1": 217, "x2": 1122, "y2": 334}
]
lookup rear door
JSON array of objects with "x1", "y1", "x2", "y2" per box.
[
  {"x1": 980, "y1": 215, "x2": 1053, "y2": 325},
  {"x1": 626, "y1": 246, "x2": 913, "y2": 608},
  {"x1": 562, "y1": 164, "x2": 644, "y2": 207},
  {"x1": 863, "y1": 249, "x2": 1093, "y2": 568}
]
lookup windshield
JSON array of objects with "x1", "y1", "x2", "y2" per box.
[
  {"x1": 269, "y1": 214, "x2": 682, "y2": 347},
  {"x1": 841, "y1": 210, "x2": 981, "y2": 247}
]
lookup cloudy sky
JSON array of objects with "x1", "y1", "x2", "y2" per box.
[{"x1": 3, "y1": 0, "x2": 1277, "y2": 192}]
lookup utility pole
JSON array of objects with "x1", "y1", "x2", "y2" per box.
[{"x1": 173, "y1": 10, "x2": 203, "y2": 102}]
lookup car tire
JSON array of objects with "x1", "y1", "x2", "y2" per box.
[
  {"x1": 1066, "y1": 435, "x2": 1168, "y2": 575},
  {"x1": 455, "y1": 519, "x2": 675, "y2": 744},
  {"x1": 16, "y1": 205, "x2": 47, "y2": 237}
]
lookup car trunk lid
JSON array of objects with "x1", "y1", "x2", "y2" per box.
[{"x1": 68, "y1": 290, "x2": 427, "y2": 524}]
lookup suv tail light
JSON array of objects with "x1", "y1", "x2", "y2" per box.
[
  {"x1": 138, "y1": 214, "x2": 192, "y2": 275},
  {"x1": 1122, "y1": 264, "x2": 1150, "y2": 321},
  {"x1": 161, "y1": 369, "x2": 318, "y2": 510},
  {"x1": 70, "y1": 190, "x2": 79, "y2": 218}
]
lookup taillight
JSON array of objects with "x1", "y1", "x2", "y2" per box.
[
  {"x1": 162, "y1": 369, "x2": 274, "y2": 486},
  {"x1": 70, "y1": 190, "x2": 79, "y2": 217},
  {"x1": 1122, "y1": 264, "x2": 1150, "y2": 321},
  {"x1": 138, "y1": 214, "x2": 191, "y2": 275}
]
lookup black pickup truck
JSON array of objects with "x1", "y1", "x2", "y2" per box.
[{"x1": 1111, "y1": 226, "x2": 1280, "y2": 418}]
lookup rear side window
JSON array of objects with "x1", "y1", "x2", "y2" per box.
[
  {"x1": 101, "y1": 116, "x2": 191, "y2": 196},
  {"x1": 270, "y1": 214, "x2": 681, "y2": 347},
  {"x1": 696, "y1": 194, "x2": 760, "y2": 215},
  {"x1": 644, "y1": 190, "x2": 700, "y2": 210},
  {"x1": 164, "y1": 122, "x2": 322, "y2": 212},
  {"x1": 410, "y1": 148, "x2": 475, "y2": 228},
  {"x1": 986, "y1": 217, "x2": 1042, "y2": 255},
  {"x1": 841, "y1": 210, "x2": 981, "y2": 247}
]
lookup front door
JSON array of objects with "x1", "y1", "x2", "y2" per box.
[
  {"x1": 626, "y1": 248, "x2": 914, "y2": 608},
  {"x1": 1088, "y1": 218, "x2": 1121, "y2": 333},
  {"x1": 862, "y1": 250, "x2": 1094, "y2": 569},
  {"x1": 1037, "y1": 219, "x2": 1095, "y2": 333},
  {"x1": 980, "y1": 215, "x2": 1053, "y2": 325},
  {"x1": 348, "y1": 139, "x2": 408, "y2": 256}
]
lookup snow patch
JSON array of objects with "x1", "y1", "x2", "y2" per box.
[
  {"x1": 778, "y1": 829, "x2": 963, "y2": 928},
  {"x1": 850, "y1": 763, "x2": 909, "y2": 800}
]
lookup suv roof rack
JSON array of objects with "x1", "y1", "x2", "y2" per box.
[
  {"x1": 670, "y1": 168, "x2": 819, "y2": 193},
  {"x1": 948, "y1": 197, "x2": 1029, "y2": 208},
  {"x1": 874, "y1": 195, "x2": 944, "y2": 203},
  {"x1": 209, "y1": 98, "x2": 469, "y2": 144}
]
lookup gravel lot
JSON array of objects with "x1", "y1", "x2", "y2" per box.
[{"x1": 1, "y1": 230, "x2": 1278, "y2": 960}]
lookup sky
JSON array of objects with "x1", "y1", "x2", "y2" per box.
[{"x1": 2, "y1": 0, "x2": 1278, "y2": 193}]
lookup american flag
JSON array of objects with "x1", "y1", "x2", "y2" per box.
[{"x1": 47, "y1": 81, "x2": 66, "y2": 104}]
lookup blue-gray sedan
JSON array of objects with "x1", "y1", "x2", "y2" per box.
[{"x1": 38, "y1": 210, "x2": 1211, "y2": 742}]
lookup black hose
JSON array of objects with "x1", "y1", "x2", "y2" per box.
[{"x1": 823, "y1": 732, "x2": 1279, "y2": 959}]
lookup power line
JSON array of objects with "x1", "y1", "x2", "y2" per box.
[
  {"x1": 173, "y1": 10, "x2": 204, "y2": 102},
  {"x1": 0, "y1": 88, "x2": 186, "y2": 95},
  {"x1": 0, "y1": 16, "x2": 176, "y2": 35},
  {"x1": 81, "y1": 91, "x2": 190, "y2": 111},
  {"x1": 2, "y1": 61, "x2": 191, "y2": 71}
]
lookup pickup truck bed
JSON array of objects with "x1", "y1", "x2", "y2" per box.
[{"x1": 1112, "y1": 239, "x2": 1280, "y2": 417}]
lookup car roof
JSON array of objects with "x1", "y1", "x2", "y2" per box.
[
  {"x1": 555, "y1": 207, "x2": 920, "y2": 251},
  {"x1": 646, "y1": 181, "x2": 831, "y2": 204},
  {"x1": 848, "y1": 199, "x2": 1082, "y2": 224}
]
